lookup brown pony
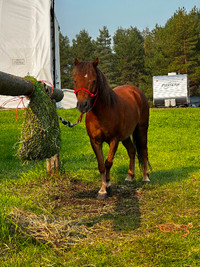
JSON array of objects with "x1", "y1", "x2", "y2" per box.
[{"x1": 73, "y1": 58, "x2": 150, "y2": 200}]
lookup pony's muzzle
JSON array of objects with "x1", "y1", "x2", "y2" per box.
[{"x1": 77, "y1": 99, "x2": 90, "y2": 113}]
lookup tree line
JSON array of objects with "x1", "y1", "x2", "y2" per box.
[{"x1": 59, "y1": 7, "x2": 200, "y2": 104}]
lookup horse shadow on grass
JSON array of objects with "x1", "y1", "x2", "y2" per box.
[
  {"x1": 70, "y1": 182, "x2": 141, "y2": 232},
  {"x1": 66, "y1": 165, "x2": 199, "y2": 233},
  {"x1": 143, "y1": 166, "x2": 199, "y2": 186},
  {"x1": 116, "y1": 164, "x2": 199, "y2": 186}
]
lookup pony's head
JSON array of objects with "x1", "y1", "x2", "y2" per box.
[{"x1": 73, "y1": 58, "x2": 99, "y2": 113}]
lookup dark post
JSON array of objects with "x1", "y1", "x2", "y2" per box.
[{"x1": 0, "y1": 71, "x2": 64, "y2": 102}]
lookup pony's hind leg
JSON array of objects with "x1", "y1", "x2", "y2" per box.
[
  {"x1": 141, "y1": 148, "x2": 150, "y2": 183},
  {"x1": 133, "y1": 125, "x2": 150, "y2": 183},
  {"x1": 122, "y1": 137, "x2": 136, "y2": 183}
]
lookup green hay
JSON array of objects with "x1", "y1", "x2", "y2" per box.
[{"x1": 18, "y1": 77, "x2": 61, "y2": 162}]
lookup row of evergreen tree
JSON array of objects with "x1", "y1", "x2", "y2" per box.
[{"x1": 59, "y1": 7, "x2": 200, "y2": 103}]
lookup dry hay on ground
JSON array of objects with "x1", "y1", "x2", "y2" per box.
[{"x1": 9, "y1": 178, "x2": 141, "y2": 249}]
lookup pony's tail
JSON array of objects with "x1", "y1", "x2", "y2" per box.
[{"x1": 133, "y1": 127, "x2": 152, "y2": 172}]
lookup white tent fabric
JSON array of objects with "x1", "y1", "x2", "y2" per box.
[
  {"x1": 0, "y1": 0, "x2": 52, "y2": 83},
  {"x1": 62, "y1": 90, "x2": 77, "y2": 109}
]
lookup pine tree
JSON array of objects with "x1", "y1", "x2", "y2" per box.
[
  {"x1": 189, "y1": 6, "x2": 200, "y2": 95},
  {"x1": 165, "y1": 8, "x2": 198, "y2": 74},
  {"x1": 59, "y1": 33, "x2": 73, "y2": 89},
  {"x1": 144, "y1": 25, "x2": 170, "y2": 76},
  {"x1": 95, "y1": 26, "x2": 114, "y2": 86},
  {"x1": 72, "y1": 30, "x2": 95, "y2": 61},
  {"x1": 143, "y1": 7, "x2": 200, "y2": 97},
  {"x1": 113, "y1": 27, "x2": 144, "y2": 87}
]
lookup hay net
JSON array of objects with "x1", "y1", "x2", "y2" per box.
[{"x1": 18, "y1": 77, "x2": 61, "y2": 162}]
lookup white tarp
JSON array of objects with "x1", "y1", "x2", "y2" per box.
[
  {"x1": 54, "y1": 16, "x2": 61, "y2": 89},
  {"x1": 0, "y1": 0, "x2": 53, "y2": 83},
  {"x1": 0, "y1": 0, "x2": 62, "y2": 108},
  {"x1": 62, "y1": 89, "x2": 77, "y2": 109},
  {"x1": 54, "y1": 16, "x2": 62, "y2": 108}
]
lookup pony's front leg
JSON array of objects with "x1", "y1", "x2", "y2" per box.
[
  {"x1": 90, "y1": 140, "x2": 108, "y2": 200},
  {"x1": 105, "y1": 139, "x2": 119, "y2": 194}
]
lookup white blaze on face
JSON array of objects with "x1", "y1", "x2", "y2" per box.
[{"x1": 84, "y1": 74, "x2": 88, "y2": 78}]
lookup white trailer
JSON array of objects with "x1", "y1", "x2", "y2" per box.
[
  {"x1": 153, "y1": 73, "x2": 189, "y2": 107},
  {"x1": 0, "y1": 0, "x2": 61, "y2": 108}
]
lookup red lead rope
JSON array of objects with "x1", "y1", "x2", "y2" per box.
[{"x1": 58, "y1": 87, "x2": 98, "y2": 127}]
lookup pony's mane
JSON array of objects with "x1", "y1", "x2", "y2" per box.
[
  {"x1": 73, "y1": 61, "x2": 116, "y2": 106},
  {"x1": 96, "y1": 67, "x2": 116, "y2": 106}
]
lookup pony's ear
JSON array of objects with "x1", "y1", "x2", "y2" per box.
[
  {"x1": 93, "y1": 58, "x2": 98, "y2": 68},
  {"x1": 74, "y1": 58, "x2": 79, "y2": 66}
]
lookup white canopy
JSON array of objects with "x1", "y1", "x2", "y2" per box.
[
  {"x1": 0, "y1": 0, "x2": 61, "y2": 108},
  {"x1": 0, "y1": 0, "x2": 54, "y2": 82}
]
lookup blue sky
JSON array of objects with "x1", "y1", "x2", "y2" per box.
[{"x1": 55, "y1": 0, "x2": 199, "y2": 42}]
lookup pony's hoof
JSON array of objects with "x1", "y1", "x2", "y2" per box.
[
  {"x1": 97, "y1": 193, "x2": 108, "y2": 200},
  {"x1": 124, "y1": 174, "x2": 135, "y2": 185},
  {"x1": 106, "y1": 186, "x2": 112, "y2": 197}
]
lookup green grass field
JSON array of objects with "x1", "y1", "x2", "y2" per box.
[{"x1": 0, "y1": 108, "x2": 200, "y2": 266}]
